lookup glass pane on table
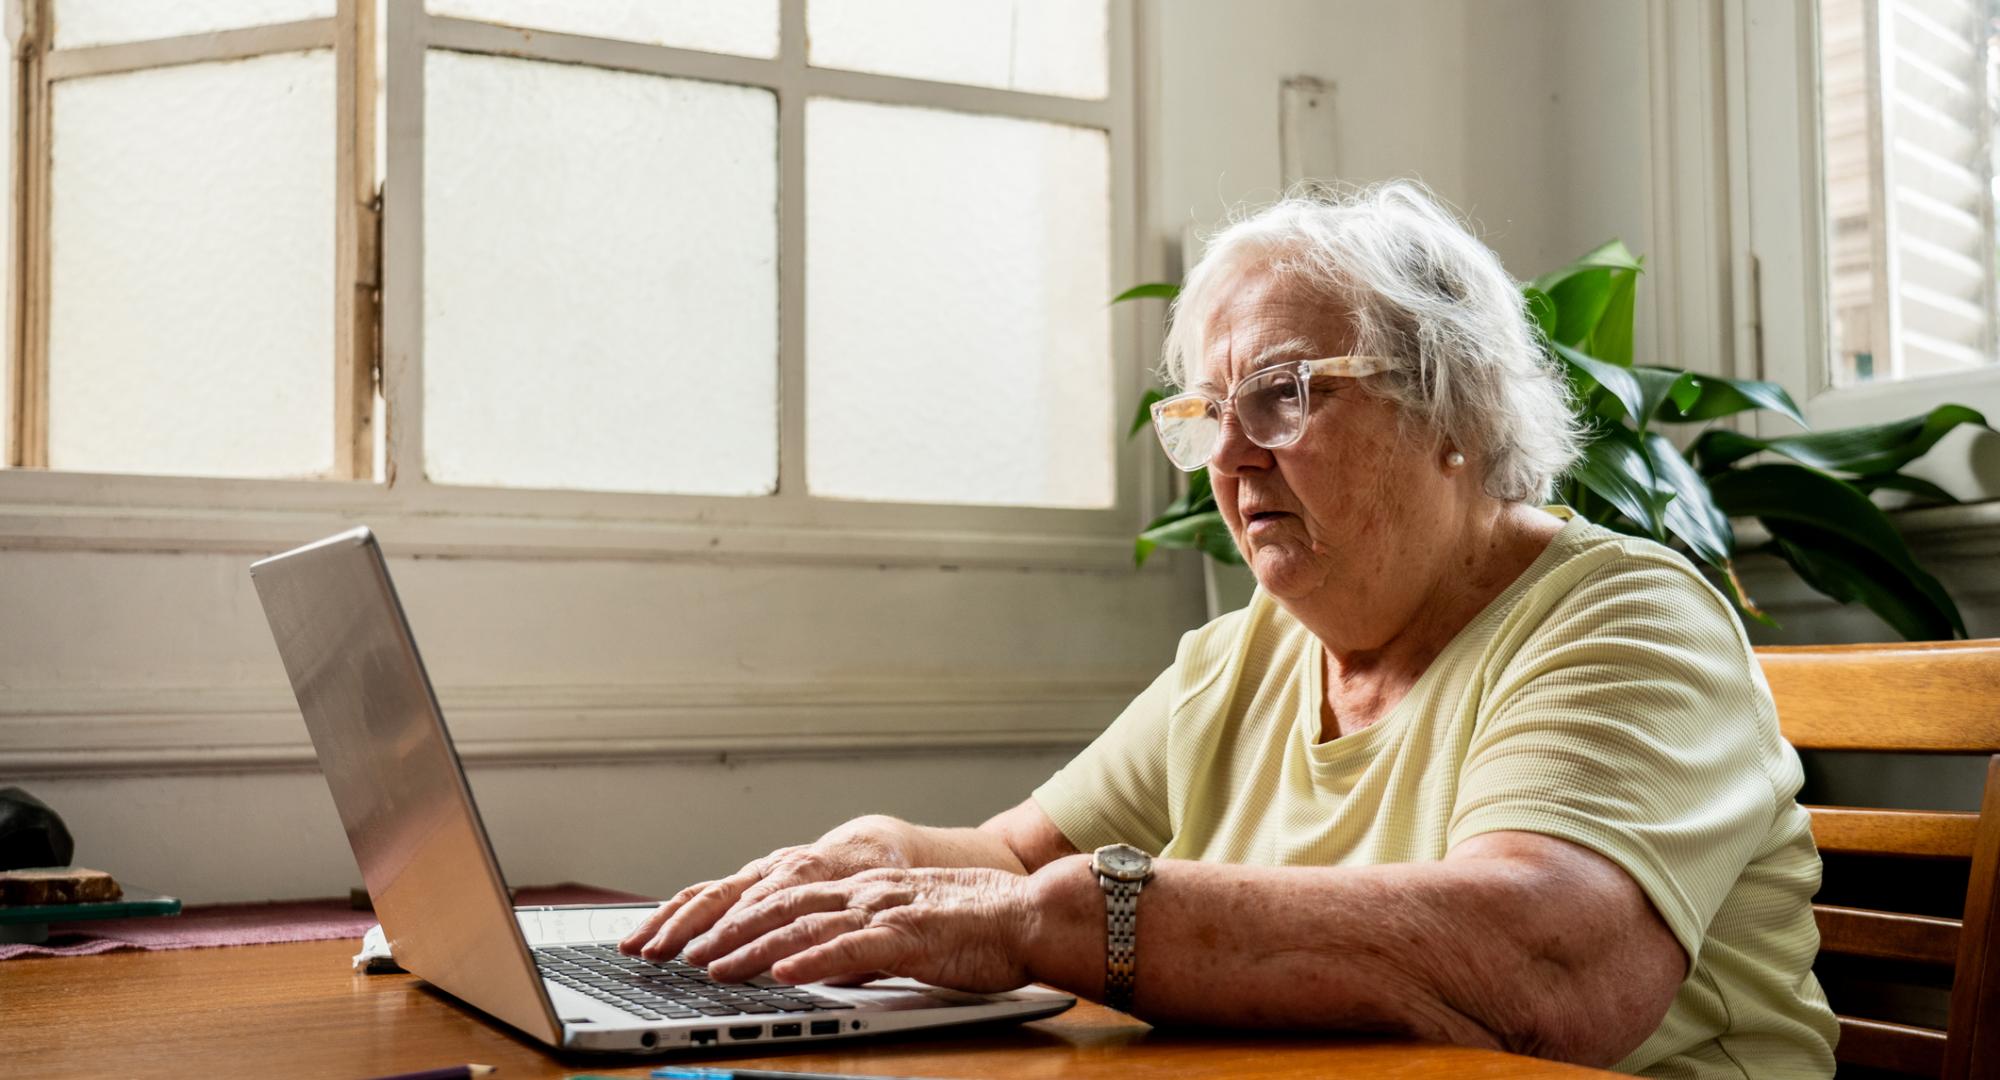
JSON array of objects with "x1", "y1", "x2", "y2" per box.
[
  {"x1": 808, "y1": 0, "x2": 1108, "y2": 99},
  {"x1": 806, "y1": 98, "x2": 1113, "y2": 508},
  {"x1": 423, "y1": 51, "x2": 778, "y2": 495},
  {"x1": 53, "y1": 0, "x2": 334, "y2": 49},
  {"x1": 48, "y1": 53, "x2": 335, "y2": 478},
  {"x1": 429, "y1": 0, "x2": 778, "y2": 58}
]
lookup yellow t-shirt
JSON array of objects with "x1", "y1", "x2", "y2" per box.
[{"x1": 1033, "y1": 512, "x2": 1837, "y2": 1079}]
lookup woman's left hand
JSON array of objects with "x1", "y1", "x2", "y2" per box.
[{"x1": 679, "y1": 866, "x2": 1042, "y2": 992}]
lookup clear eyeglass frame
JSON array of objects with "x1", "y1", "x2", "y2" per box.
[{"x1": 1149, "y1": 355, "x2": 1394, "y2": 472}]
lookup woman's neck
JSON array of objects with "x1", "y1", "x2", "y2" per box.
[{"x1": 1312, "y1": 503, "x2": 1563, "y2": 740}]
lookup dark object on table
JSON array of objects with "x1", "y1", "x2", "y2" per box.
[
  {"x1": 0, "y1": 866, "x2": 123, "y2": 905},
  {"x1": 0, "y1": 788, "x2": 74, "y2": 870}
]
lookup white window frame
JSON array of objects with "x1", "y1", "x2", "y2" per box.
[
  {"x1": 0, "y1": 0, "x2": 1157, "y2": 572},
  {"x1": 1732, "y1": 0, "x2": 2000, "y2": 499},
  {"x1": 3, "y1": 0, "x2": 377, "y2": 480}
]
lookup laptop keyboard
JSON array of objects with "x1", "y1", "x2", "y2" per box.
[{"x1": 533, "y1": 943, "x2": 858, "y2": 1022}]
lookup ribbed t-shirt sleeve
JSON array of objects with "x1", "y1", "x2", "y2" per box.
[
  {"x1": 1032, "y1": 664, "x2": 1176, "y2": 855},
  {"x1": 1448, "y1": 557, "x2": 1782, "y2": 971}
]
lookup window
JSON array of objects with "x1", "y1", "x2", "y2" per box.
[
  {"x1": 6, "y1": 1, "x2": 368, "y2": 479},
  {"x1": 1737, "y1": 0, "x2": 2000, "y2": 498},
  {"x1": 4, "y1": 1, "x2": 1138, "y2": 535},
  {"x1": 1818, "y1": 0, "x2": 1999, "y2": 389}
]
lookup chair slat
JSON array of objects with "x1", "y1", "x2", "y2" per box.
[
  {"x1": 1837, "y1": 1015, "x2": 1949, "y2": 1077},
  {"x1": 1811, "y1": 806, "x2": 1981, "y2": 858},
  {"x1": 1815, "y1": 904, "x2": 1961, "y2": 966},
  {"x1": 1761, "y1": 641, "x2": 2000, "y2": 752}
]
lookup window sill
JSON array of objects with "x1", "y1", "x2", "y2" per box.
[{"x1": 0, "y1": 467, "x2": 1154, "y2": 571}]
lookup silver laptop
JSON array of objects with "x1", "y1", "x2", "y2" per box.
[{"x1": 250, "y1": 526, "x2": 1074, "y2": 1054}]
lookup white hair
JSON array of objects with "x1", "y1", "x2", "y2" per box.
[{"x1": 1161, "y1": 181, "x2": 1584, "y2": 503}]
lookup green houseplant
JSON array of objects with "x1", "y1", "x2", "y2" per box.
[{"x1": 1116, "y1": 244, "x2": 1990, "y2": 641}]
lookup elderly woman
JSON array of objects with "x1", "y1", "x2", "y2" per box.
[{"x1": 621, "y1": 183, "x2": 1838, "y2": 1077}]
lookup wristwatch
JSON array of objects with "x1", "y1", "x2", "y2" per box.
[{"x1": 1092, "y1": 842, "x2": 1155, "y2": 1012}]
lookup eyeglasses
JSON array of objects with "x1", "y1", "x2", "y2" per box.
[{"x1": 1150, "y1": 355, "x2": 1393, "y2": 471}]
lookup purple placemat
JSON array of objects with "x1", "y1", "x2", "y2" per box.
[{"x1": 0, "y1": 882, "x2": 653, "y2": 961}]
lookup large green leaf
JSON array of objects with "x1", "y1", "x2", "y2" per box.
[
  {"x1": 1628, "y1": 367, "x2": 1700, "y2": 434},
  {"x1": 1691, "y1": 428, "x2": 1766, "y2": 475},
  {"x1": 1584, "y1": 265, "x2": 1639, "y2": 367},
  {"x1": 1641, "y1": 431, "x2": 1732, "y2": 568},
  {"x1": 1655, "y1": 374, "x2": 1808, "y2": 428},
  {"x1": 1847, "y1": 472, "x2": 1959, "y2": 505},
  {"x1": 1522, "y1": 286, "x2": 1558, "y2": 342},
  {"x1": 1556, "y1": 347, "x2": 1695, "y2": 435},
  {"x1": 1695, "y1": 405, "x2": 1989, "y2": 476},
  {"x1": 1530, "y1": 241, "x2": 1644, "y2": 351},
  {"x1": 1546, "y1": 270, "x2": 1622, "y2": 351},
  {"x1": 1129, "y1": 387, "x2": 1166, "y2": 439},
  {"x1": 1555, "y1": 344, "x2": 1646, "y2": 424},
  {"x1": 1135, "y1": 510, "x2": 1239, "y2": 567},
  {"x1": 1764, "y1": 520, "x2": 1960, "y2": 641},
  {"x1": 1148, "y1": 467, "x2": 1214, "y2": 524},
  {"x1": 1707, "y1": 463, "x2": 1965, "y2": 637},
  {"x1": 1197, "y1": 523, "x2": 1246, "y2": 565},
  {"x1": 1111, "y1": 282, "x2": 1179, "y2": 304},
  {"x1": 1530, "y1": 239, "x2": 1644, "y2": 291},
  {"x1": 1749, "y1": 404, "x2": 1991, "y2": 475},
  {"x1": 1569, "y1": 426, "x2": 1673, "y2": 539}
]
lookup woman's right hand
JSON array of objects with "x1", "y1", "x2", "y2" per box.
[{"x1": 619, "y1": 816, "x2": 912, "y2": 963}]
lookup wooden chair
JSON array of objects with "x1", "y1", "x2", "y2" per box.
[{"x1": 1758, "y1": 640, "x2": 2000, "y2": 1079}]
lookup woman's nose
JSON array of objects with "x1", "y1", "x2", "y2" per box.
[{"x1": 1207, "y1": 408, "x2": 1271, "y2": 477}]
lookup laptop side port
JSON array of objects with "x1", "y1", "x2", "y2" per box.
[
  {"x1": 809, "y1": 1019, "x2": 840, "y2": 1036},
  {"x1": 689, "y1": 1029, "x2": 718, "y2": 1045},
  {"x1": 771, "y1": 1022, "x2": 802, "y2": 1038},
  {"x1": 728, "y1": 1025, "x2": 762, "y2": 1041}
]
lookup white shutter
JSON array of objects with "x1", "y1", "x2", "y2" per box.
[
  {"x1": 1823, "y1": 0, "x2": 1881, "y2": 382},
  {"x1": 1820, "y1": 0, "x2": 1999, "y2": 384}
]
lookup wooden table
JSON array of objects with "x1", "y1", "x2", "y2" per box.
[{"x1": 3, "y1": 939, "x2": 1613, "y2": 1078}]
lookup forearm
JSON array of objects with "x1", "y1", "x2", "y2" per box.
[
  {"x1": 1023, "y1": 849, "x2": 1676, "y2": 1065},
  {"x1": 1025, "y1": 855, "x2": 1497, "y2": 1042},
  {"x1": 833, "y1": 815, "x2": 1030, "y2": 875}
]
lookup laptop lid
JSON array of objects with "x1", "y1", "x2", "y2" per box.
[{"x1": 251, "y1": 527, "x2": 564, "y2": 1046}]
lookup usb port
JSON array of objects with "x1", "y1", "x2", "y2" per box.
[
  {"x1": 809, "y1": 1019, "x2": 840, "y2": 1036},
  {"x1": 771, "y1": 1022, "x2": 802, "y2": 1038},
  {"x1": 690, "y1": 1029, "x2": 717, "y2": 1045},
  {"x1": 729, "y1": 1025, "x2": 762, "y2": 1041}
]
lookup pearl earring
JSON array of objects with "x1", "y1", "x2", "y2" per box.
[{"x1": 1445, "y1": 451, "x2": 1466, "y2": 469}]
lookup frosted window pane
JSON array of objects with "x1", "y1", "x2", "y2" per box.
[
  {"x1": 809, "y1": 0, "x2": 1107, "y2": 99},
  {"x1": 48, "y1": 54, "x2": 335, "y2": 478},
  {"x1": 429, "y1": 0, "x2": 777, "y2": 58},
  {"x1": 806, "y1": 99, "x2": 1112, "y2": 508},
  {"x1": 53, "y1": 0, "x2": 334, "y2": 48},
  {"x1": 424, "y1": 51, "x2": 777, "y2": 495}
]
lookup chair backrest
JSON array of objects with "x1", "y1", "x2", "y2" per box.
[{"x1": 1758, "y1": 640, "x2": 2000, "y2": 1080}]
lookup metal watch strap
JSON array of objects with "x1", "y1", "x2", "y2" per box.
[{"x1": 1101, "y1": 873, "x2": 1144, "y2": 1011}]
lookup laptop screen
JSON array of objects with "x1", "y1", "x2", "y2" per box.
[{"x1": 252, "y1": 527, "x2": 562, "y2": 1045}]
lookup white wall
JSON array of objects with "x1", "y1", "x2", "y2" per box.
[
  {"x1": 24, "y1": 754, "x2": 1076, "y2": 903},
  {"x1": 1149, "y1": 0, "x2": 1657, "y2": 324},
  {"x1": 0, "y1": 541, "x2": 1198, "y2": 901}
]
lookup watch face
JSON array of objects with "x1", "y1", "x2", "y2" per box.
[{"x1": 1095, "y1": 843, "x2": 1152, "y2": 881}]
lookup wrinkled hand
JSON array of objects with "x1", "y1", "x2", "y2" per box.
[
  {"x1": 621, "y1": 821, "x2": 908, "y2": 962},
  {"x1": 681, "y1": 867, "x2": 1041, "y2": 993}
]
